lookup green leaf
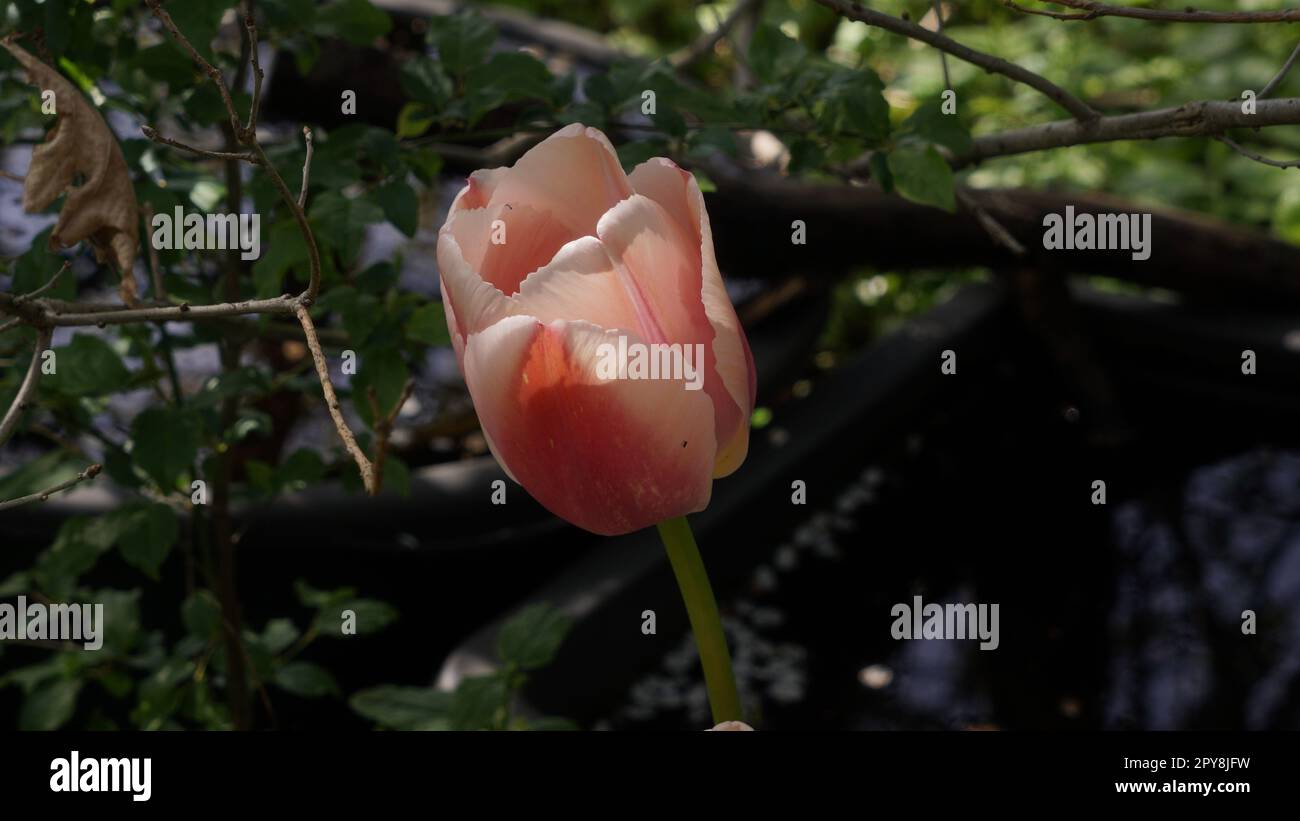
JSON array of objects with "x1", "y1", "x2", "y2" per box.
[
  {"x1": 273, "y1": 661, "x2": 340, "y2": 698},
  {"x1": 13, "y1": 228, "x2": 74, "y2": 300},
  {"x1": 817, "y1": 67, "x2": 890, "y2": 145},
  {"x1": 252, "y1": 220, "x2": 309, "y2": 298},
  {"x1": 407, "y1": 302, "x2": 449, "y2": 346},
  {"x1": 315, "y1": 598, "x2": 398, "y2": 637},
  {"x1": 313, "y1": 0, "x2": 391, "y2": 46},
  {"x1": 401, "y1": 147, "x2": 443, "y2": 184},
  {"x1": 399, "y1": 57, "x2": 452, "y2": 110},
  {"x1": 887, "y1": 144, "x2": 956, "y2": 213},
  {"x1": 132, "y1": 657, "x2": 194, "y2": 730},
  {"x1": 34, "y1": 516, "x2": 115, "y2": 597},
  {"x1": 19, "y1": 678, "x2": 81, "y2": 730},
  {"x1": 309, "y1": 192, "x2": 385, "y2": 262},
  {"x1": 260, "y1": 618, "x2": 301, "y2": 655},
  {"x1": 130, "y1": 407, "x2": 200, "y2": 489},
  {"x1": 44, "y1": 334, "x2": 131, "y2": 397},
  {"x1": 181, "y1": 590, "x2": 222, "y2": 642},
  {"x1": 352, "y1": 349, "x2": 408, "y2": 425},
  {"x1": 0, "y1": 571, "x2": 30, "y2": 598},
  {"x1": 92, "y1": 588, "x2": 142, "y2": 655},
  {"x1": 350, "y1": 685, "x2": 451, "y2": 730},
  {"x1": 748, "y1": 24, "x2": 807, "y2": 85},
  {"x1": 431, "y1": 14, "x2": 496, "y2": 77},
  {"x1": 373, "y1": 179, "x2": 419, "y2": 237},
  {"x1": 382, "y1": 456, "x2": 410, "y2": 499},
  {"x1": 497, "y1": 603, "x2": 572, "y2": 671},
  {"x1": 278, "y1": 448, "x2": 326, "y2": 491},
  {"x1": 111, "y1": 502, "x2": 179, "y2": 578},
  {"x1": 899, "y1": 100, "x2": 973, "y2": 155},
  {"x1": 294, "y1": 579, "x2": 355, "y2": 610},
  {"x1": 450, "y1": 673, "x2": 509, "y2": 730},
  {"x1": 395, "y1": 102, "x2": 435, "y2": 139}
]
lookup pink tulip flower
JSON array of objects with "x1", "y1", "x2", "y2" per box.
[{"x1": 437, "y1": 124, "x2": 756, "y2": 536}]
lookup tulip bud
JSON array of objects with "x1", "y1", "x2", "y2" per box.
[{"x1": 437, "y1": 125, "x2": 756, "y2": 535}]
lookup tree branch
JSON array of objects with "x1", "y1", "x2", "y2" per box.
[
  {"x1": 367, "y1": 378, "x2": 414, "y2": 495},
  {"x1": 950, "y1": 97, "x2": 1300, "y2": 168},
  {"x1": 1216, "y1": 135, "x2": 1300, "y2": 169},
  {"x1": 294, "y1": 303, "x2": 376, "y2": 496},
  {"x1": 812, "y1": 0, "x2": 1099, "y2": 121},
  {"x1": 670, "y1": 0, "x2": 764, "y2": 69},
  {"x1": 1261, "y1": 41, "x2": 1300, "y2": 99},
  {"x1": 0, "y1": 463, "x2": 102, "y2": 512},
  {"x1": 0, "y1": 326, "x2": 53, "y2": 449},
  {"x1": 1007, "y1": 0, "x2": 1300, "y2": 23}
]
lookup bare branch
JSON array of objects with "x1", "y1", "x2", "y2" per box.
[
  {"x1": 367, "y1": 378, "x2": 414, "y2": 495},
  {"x1": 0, "y1": 326, "x2": 53, "y2": 449},
  {"x1": 252, "y1": 139, "x2": 322, "y2": 304},
  {"x1": 670, "y1": 0, "x2": 764, "y2": 69},
  {"x1": 955, "y1": 188, "x2": 1026, "y2": 256},
  {"x1": 143, "y1": 0, "x2": 244, "y2": 138},
  {"x1": 15, "y1": 260, "x2": 70, "y2": 303},
  {"x1": 0, "y1": 292, "x2": 297, "y2": 327},
  {"x1": 1007, "y1": 0, "x2": 1300, "y2": 23},
  {"x1": 950, "y1": 97, "x2": 1300, "y2": 168},
  {"x1": 142, "y1": 204, "x2": 166, "y2": 301},
  {"x1": 140, "y1": 126, "x2": 258, "y2": 162},
  {"x1": 1216, "y1": 136, "x2": 1300, "y2": 169},
  {"x1": 243, "y1": 3, "x2": 264, "y2": 136},
  {"x1": 298, "y1": 127, "x2": 314, "y2": 209},
  {"x1": 1261, "y1": 41, "x2": 1300, "y2": 100},
  {"x1": 0, "y1": 463, "x2": 102, "y2": 512},
  {"x1": 294, "y1": 303, "x2": 376, "y2": 495},
  {"x1": 813, "y1": 0, "x2": 1099, "y2": 121}
]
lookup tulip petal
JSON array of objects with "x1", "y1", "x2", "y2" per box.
[
  {"x1": 628, "y1": 159, "x2": 756, "y2": 476},
  {"x1": 446, "y1": 202, "x2": 574, "y2": 295},
  {"x1": 598, "y1": 192, "x2": 749, "y2": 477},
  {"x1": 462, "y1": 315, "x2": 717, "y2": 536},
  {"x1": 464, "y1": 123, "x2": 632, "y2": 240},
  {"x1": 436, "y1": 230, "x2": 513, "y2": 361}
]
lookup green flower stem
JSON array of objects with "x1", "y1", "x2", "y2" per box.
[{"x1": 656, "y1": 515, "x2": 742, "y2": 724}]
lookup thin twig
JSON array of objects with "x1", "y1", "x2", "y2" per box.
[
  {"x1": 368, "y1": 378, "x2": 414, "y2": 494},
  {"x1": 0, "y1": 169, "x2": 24, "y2": 183},
  {"x1": 294, "y1": 303, "x2": 375, "y2": 495},
  {"x1": 0, "y1": 463, "x2": 102, "y2": 512},
  {"x1": 1006, "y1": 0, "x2": 1300, "y2": 23},
  {"x1": 945, "y1": 96, "x2": 1300, "y2": 169},
  {"x1": 670, "y1": 0, "x2": 764, "y2": 68},
  {"x1": 813, "y1": 0, "x2": 1099, "y2": 121},
  {"x1": 1261, "y1": 41, "x2": 1300, "y2": 100},
  {"x1": 15, "y1": 260, "x2": 70, "y2": 303},
  {"x1": 142, "y1": 204, "x2": 166, "y2": 301},
  {"x1": 1216, "y1": 136, "x2": 1300, "y2": 169},
  {"x1": 140, "y1": 126, "x2": 258, "y2": 162},
  {"x1": 251, "y1": 139, "x2": 322, "y2": 304},
  {"x1": 143, "y1": 0, "x2": 244, "y2": 138},
  {"x1": 930, "y1": 0, "x2": 952, "y2": 92},
  {"x1": 956, "y1": 188, "x2": 1027, "y2": 256},
  {"x1": 0, "y1": 292, "x2": 297, "y2": 327},
  {"x1": 0, "y1": 326, "x2": 53, "y2": 449},
  {"x1": 243, "y1": 4, "x2": 263, "y2": 137},
  {"x1": 298, "y1": 127, "x2": 313, "y2": 208}
]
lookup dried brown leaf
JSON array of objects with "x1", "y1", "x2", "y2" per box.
[{"x1": 1, "y1": 38, "x2": 139, "y2": 303}]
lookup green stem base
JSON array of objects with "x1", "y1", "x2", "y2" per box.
[{"x1": 656, "y1": 515, "x2": 742, "y2": 725}]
